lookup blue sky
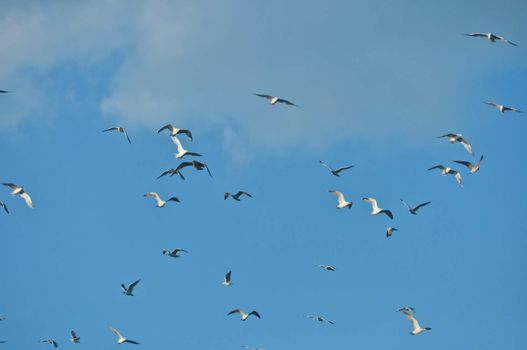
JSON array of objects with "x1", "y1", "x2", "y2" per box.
[{"x1": 1, "y1": 0, "x2": 526, "y2": 349}]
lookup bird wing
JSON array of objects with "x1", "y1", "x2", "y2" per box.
[
  {"x1": 237, "y1": 191, "x2": 253, "y2": 198},
  {"x1": 157, "y1": 169, "x2": 175, "y2": 179},
  {"x1": 427, "y1": 165, "x2": 445, "y2": 171},
  {"x1": 128, "y1": 279, "x2": 140, "y2": 292},
  {"x1": 145, "y1": 192, "x2": 161, "y2": 201},
  {"x1": 178, "y1": 129, "x2": 193, "y2": 141},
  {"x1": 172, "y1": 135, "x2": 185, "y2": 153},
  {"x1": 71, "y1": 330, "x2": 77, "y2": 338},
  {"x1": 277, "y1": 98, "x2": 298, "y2": 106},
  {"x1": 225, "y1": 270, "x2": 232, "y2": 282},
  {"x1": 453, "y1": 160, "x2": 473, "y2": 168},
  {"x1": 125, "y1": 339, "x2": 140, "y2": 345},
  {"x1": 478, "y1": 155, "x2": 484, "y2": 165},
  {"x1": 254, "y1": 93, "x2": 273, "y2": 100},
  {"x1": 449, "y1": 170, "x2": 462, "y2": 185},
  {"x1": 228, "y1": 308, "x2": 242, "y2": 315},
  {"x1": 405, "y1": 313, "x2": 421, "y2": 331},
  {"x1": 437, "y1": 133, "x2": 453, "y2": 138},
  {"x1": 205, "y1": 164, "x2": 213, "y2": 177},
  {"x1": 124, "y1": 130, "x2": 132, "y2": 144},
  {"x1": 2, "y1": 183, "x2": 18, "y2": 190},
  {"x1": 224, "y1": 192, "x2": 231, "y2": 200},
  {"x1": 0, "y1": 202, "x2": 9, "y2": 214},
  {"x1": 166, "y1": 196, "x2": 180, "y2": 203},
  {"x1": 382, "y1": 210, "x2": 394, "y2": 219},
  {"x1": 158, "y1": 124, "x2": 174, "y2": 133},
  {"x1": 464, "y1": 33, "x2": 486, "y2": 37},
  {"x1": 110, "y1": 326, "x2": 122, "y2": 338},
  {"x1": 249, "y1": 311, "x2": 261, "y2": 319},
  {"x1": 362, "y1": 197, "x2": 379, "y2": 211},
  {"x1": 19, "y1": 192, "x2": 33, "y2": 208},
  {"x1": 414, "y1": 201, "x2": 431, "y2": 211},
  {"x1": 495, "y1": 35, "x2": 518, "y2": 46},
  {"x1": 175, "y1": 162, "x2": 193, "y2": 173},
  {"x1": 334, "y1": 165, "x2": 354, "y2": 174},
  {"x1": 458, "y1": 137, "x2": 474, "y2": 155},
  {"x1": 504, "y1": 106, "x2": 523, "y2": 113},
  {"x1": 329, "y1": 190, "x2": 345, "y2": 206},
  {"x1": 319, "y1": 161, "x2": 334, "y2": 172},
  {"x1": 103, "y1": 127, "x2": 119, "y2": 132},
  {"x1": 400, "y1": 198, "x2": 411, "y2": 210},
  {"x1": 483, "y1": 101, "x2": 498, "y2": 107}
]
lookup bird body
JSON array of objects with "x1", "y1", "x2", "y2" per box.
[
  {"x1": 362, "y1": 197, "x2": 393, "y2": 219},
  {"x1": 144, "y1": 192, "x2": 179, "y2": 207},
  {"x1": 121, "y1": 279, "x2": 140, "y2": 296},
  {"x1": 2, "y1": 183, "x2": 33, "y2": 208},
  {"x1": 228, "y1": 308, "x2": 261, "y2": 321},
  {"x1": 103, "y1": 126, "x2": 131, "y2": 144},
  {"x1": 319, "y1": 161, "x2": 354, "y2": 177},
  {"x1": 224, "y1": 191, "x2": 253, "y2": 201},
  {"x1": 328, "y1": 190, "x2": 352, "y2": 209},
  {"x1": 454, "y1": 155, "x2": 484, "y2": 174}
]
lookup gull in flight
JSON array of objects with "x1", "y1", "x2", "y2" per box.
[
  {"x1": 428, "y1": 165, "x2": 462, "y2": 186},
  {"x1": 400, "y1": 199, "x2": 431, "y2": 215},
  {"x1": 241, "y1": 346, "x2": 266, "y2": 350},
  {"x1": 400, "y1": 309, "x2": 431, "y2": 335},
  {"x1": 483, "y1": 101, "x2": 522, "y2": 114},
  {"x1": 386, "y1": 227, "x2": 398, "y2": 238},
  {"x1": 109, "y1": 326, "x2": 140, "y2": 345},
  {"x1": 144, "y1": 192, "x2": 180, "y2": 207},
  {"x1": 173, "y1": 160, "x2": 212, "y2": 180},
  {"x1": 103, "y1": 127, "x2": 131, "y2": 144},
  {"x1": 2, "y1": 183, "x2": 33, "y2": 208},
  {"x1": 328, "y1": 190, "x2": 352, "y2": 209},
  {"x1": 0, "y1": 316, "x2": 5, "y2": 321},
  {"x1": 69, "y1": 330, "x2": 80, "y2": 343},
  {"x1": 438, "y1": 133, "x2": 474, "y2": 155},
  {"x1": 0, "y1": 90, "x2": 10, "y2": 93},
  {"x1": 121, "y1": 279, "x2": 141, "y2": 296},
  {"x1": 464, "y1": 32, "x2": 518, "y2": 46},
  {"x1": 39, "y1": 339, "x2": 58, "y2": 348},
  {"x1": 254, "y1": 93, "x2": 298, "y2": 107},
  {"x1": 305, "y1": 315, "x2": 334, "y2": 324},
  {"x1": 158, "y1": 124, "x2": 193, "y2": 142},
  {"x1": 362, "y1": 197, "x2": 393, "y2": 219},
  {"x1": 173, "y1": 136, "x2": 202, "y2": 159},
  {"x1": 319, "y1": 161, "x2": 354, "y2": 177},
  {"x1": 162, "y1": 248, "x2": 188, "y2": 258},
  {"x1": 317, "y1": 264, "x2": 336, "y2": 271},
  {"x1": 224, "y1": 191, "x2": 253, "y2": 201},
  {"x1": 454, "y1": 155, "x2": 484, "y2": 174},
  {"x1": 222, "y1": 270, "x2": 233, "y2": 286},
  {"x1": 0, "y1": 201, "x2": 8, "y2": 214},
  {"x1": 228, "y1": 309, "x2": 261, "y2": 321}
]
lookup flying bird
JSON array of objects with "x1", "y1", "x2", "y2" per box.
[
  {"x1": 158, "y1": 124, "x2": 193, "y2": 141},
  {"x1": 427, "y1": 165, "x2": 462, "y2": 186},
  {"x1": 0, "y1": 201, "x2": 8, "y2": 214},
  {"x1": 241, "y1": 346, "x2": 265, "y2": 350},
  {"x1": 305, "y1": 315, "x2": 334, "y2": 324},
  {"x1": 173, "y1": 160, "x2": 212, "y2": 180},
  {"x1": 400, "y1": 199, "x2": 431, "y2": 215},
  {"x1": 319, "y1": 161, "x2": 354, "y2": 177},
  {"x1": 222, "y1": 270, "x2": 233, "y2": 286},
  {"x1": 144, "y1": 192, "x2": 179, "y2": 207},
  {"x1": 69, "y1": 330, "x2": 80, "y2": 343},
  {"x1": 437, "y1": 133, "x2": 474, "y2": 155},
  {"x1": 103, "y1": 127, "x2": 131, "y2": 144},
  {"x1": 328, "y1": 190, "x2": 352, "y2": 209},
  {"x1": 162, "y1": 248, "x2": 188, "y2": 258},
  {"x1": 121, "y1": 279, "x2": 141, "y2": 296},
  {"x1": 362, "y1": 197, "x2": 393, "y2": 219},
  {"x1": 464, "y1": 32, "x2": 518, "y2": 46},
  {"x1": 39, "y1": 339, "x2": 58, "y2": 348},
  {"x1": 0, "y1": 316, "x2": 5, "y2": 321},
  {"x1": 317, "y1": 265, "x2": 336, "y2": 271},
  {"x1": 224, "y1": 191, "x2": 253, "y2": 201},
  {"x1": 0, "y1": 90, "x2": 9, "y2": 93},
  {"x1": 2, "y1": 183, "x2": 33, "y2": 208},
  {"x1": 173, "y1": 136, "x2": 202, "y2": 159},
  {"x1": 386, "y1": 227, "x2": 398, "y2": 238},
  {"x1": 109, "y1": 326, "x2": 140, "y2": 345},
  {"x1": 228, "y1": 309, "x2": 261, "y2": 321},
  {"x1": 454, "y1": 155, "x2": 484, "y2": 174},
  {"x1": 483, "y1": 101, "x2": 522, "y2": 114},
  {"x1": 400, "y1": 310, "x2": 431, "y2": 335},
  {"x1": 254, "y1": 93, "x2": 298, "y2": 107}
]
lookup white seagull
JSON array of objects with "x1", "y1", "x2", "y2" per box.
[
  {"x1": 438, "y1": 133, "x2": 474, "y2": 155},
  {"x1": 386, "y1": 227, "x2": 398, "y2": 238},
  {"x1": 103, "y1": 127, "x2": 131, "y2": 144},
  {"x1": 224, "y1": 191, "x2": 253, "y2": 201},
  {"x1": 158, "y1": 124, "x2": 193, "y2": 142},
  {"x1": 328, "y1": 190, "x2": 352, "y2": 209},
  {"x1": 254, "y1": 93, "x2": 298, "y2": 107},
  {"x1": 69, "y1": 330, "x2": 80, "y2": 343},
  {"x1": 464, "y1": 32, "x2": 518, "y2": 46},
  {"x1": 317, "y1": 265, "x2": 336, "y2": 271},
  {"x1": 0, "y1": 201, "x2": 8, "y2": 214},
  {"x1": 39, "y1": 339, "x2": 58, "y2": 348},
  {"x1": 222, "y1": 270, "x2": 233, "y2": 286},
  {"x1": 483, "y1": 101, "x2": 522, "y2": 114},
  {"x1": 162, "y1": 248, "x2": 188, "y2": 258},
  {"x1": 173, "y1": 135, "x2": 202, "y2": 159},
  {"x1": 427, "y1": 165, "x2": 462, "y2": 186},
  {"x1": 144, "y1": 192, "x2": 180, "y2": 207},
  {"x1": 362, "y1": 197, "x2": 393, "y2": 219},
  {"x1": 400, "y1": 199, "x2": 431, "y2": 215},
  {"x1": 454, "y1": 155, "x2": 484, "y2": 174},
  {"x1": 121, "y1": 279, "x2": 140, "y2": 296},
  {"x1": 2, "y1": 183, "x2": 33, "y2": 208},
  {"x1": 305, "y1": 315, "x2": 334, "y2": 324},
  {"x1": 319, "y1": 161, "x2": 354, "y2": 177},
  {"x1": 400, "y1": 310, "x2": 431, "y2": 335},
  {"x1": 109, "y1": 326, "x2": 140, "y2": 345},
  {"x1": 228, "y1": 309, "x2": 261, "y2": 321}
]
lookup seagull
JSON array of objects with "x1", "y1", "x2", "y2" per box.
[
  {"x1": 39, "y1": 339, "x2": 58, "y2": 348},
  {"x1": 158, "y1": 124, "x2": 193, "y2": 141},
  {"x1": 362, "y1": 197, "x2": 393, "y2": 219},
  {"x1": 0, "y1": 340, "x2": 7, "y2": 343},
  {"x1": 103, "y1": 127, "x2": 131, "y2": 144},
  {"x1": 328, "y1": 190, "x2": 352, "y2": 209},
  {"x1": 162, "y1": 248, "x2": 188, "y2": 258},
  {"x1": 401, "y1": 310, "x2": 431, "y2": 335},
  {"x1": 0, "y1": 90, "x2": 9, "y2": 93},
  {"x1": 173, "y1": 135, "x2": 202, "y2": 159},
  {"x1": 174, "y1": 160, "x2": 212, "y2": 180},
  {"x1": 464, "y1": 32, "x2": 518, "y2": 46},
  {"x1": 0, "y1": 316, "x2": 5, "y2": 321},
  {"x1": 228, "y1": 309, "x2": 261, "y2": 321},
  {"x1": 2, "y1": 183, "x2": 33, "y2": 208},
  {"x1": 121, "y1": 279, "x2": 140, "y2": 296},
  {"x1": 109, "y1": 326, "x2": 140, "y2": 345},
  {"x1": 0, "y1": 201, "x2": 8, "y2": 214},
  {"x1": 224, "y1": 191, "x2": 253, "y2": 201},
  {"x1": 483, "y1": 101, "x2": 522, "y2": 114},
  {"x1": 386, "y1": 227, "x2": 398, "y2": 238},
  {"x1": 222, "y1": 270, "x2": 233, "y2": 286},
  {"x1": 397, "y1": 306, "x2": 416, "y2": 314},
  {"x1": 317, "y1": 265, "x2": 336, "y2": 271},
  {"x1": 144, "y1": 192, "x2": 179, "y2": 207},
  {"x1": 427, "y1": 165, "x2": 462, "y2": 186},
  {"x1": 319, "y1": 161, "x2": 354, "y2": 177},
  {"x1": 305, "y1": 315, "x2": 334, "y2": 324},
  {"x1": 241, "y1": 346, "x2": 266, "y2": 350},
  {"x1": 400, "y1": 199, "x2": 431, "y2": 215},
  {"x1": 454, "y1": 155, "x2": 484, "y2": 174},
  {"x1": 254, "y1": 93, "x2": 298, "y2": 107},
  {"x1": 69, "y1": 330, "x2": 80, "y2": 343},
  {"x1": 437, "y1": 133, "x2": 474, "y2": 155}
]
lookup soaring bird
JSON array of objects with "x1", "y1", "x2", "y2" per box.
[
  {"x1": 224, "y1": 191, "x2": 253, "y2": 201},
  {"x1": 400, "y1": 310, "x2": 431, "y2": 335},
  {"x1": 69, "y1": 330, "x2": 80, "y2": 343},
  {"x1": 427, "y1": 165, "x2": 462, "y2": 186},
  {"x1": 2, "y1": 183, "x2": 33, "y2": 208},
  {"x1": 454, "y1": 155, "x2": 484, "y2": 174},
  {"x1": 305, "y1": 315, "x2": 334, "y2": 324},
  {"x1": 109, "y1": 326, "x2": 140, "y2": 345},
  {"x1": 39, "y1": 339, "x2": 58, "y2": 348},
  {"x1": 222, "y1": 271, "x2": 233, "y2": 286},
  {"x1": 144, "y1": 192, "x2": 179, "y2": 207},
  {"x1": 254, "y1": 93, "x2": 298, "y2": 107},
  {"x1": 319, "y1": 161, "x2": 354, "y2": 177},
  {"x1": 241, "y1": 346, "x2": 266, "y2": 350},
  {"x1": 158, "y1": 124, "x2": 193, "y2": 141},
  {"x1": 438, "y1": 133, "x2": 474, "y2": 155},
  {"x1": 400, "y1": 199, "x2": 431, "y2": 215},
  {"x1": 0, "y1": 201, "x2": 8, "y2": 214},
  {"x1": 103, "y1": 127, "x2": 131, "y2": 144},
  {"x1": 162, "y1": 248, "x2": 188, "y2": 258},
  {"x1": 464, "y1": 32, "x2": 517, "y2": 46},
  {"x1": 328, "y1": 190, "x2": 352, "y2": 209},
  {"x1": 386, "y1": 227, "x2": 398, "y2": 238},
  {"x1": 121, "y1": 279, "x2": 141, "y2": 296},
  {"x1": 173, "y1": 136, "x2": 202, "y2": 159},
  {"x1": 0, "y1": 90, "x2": 9, "y2": 93},
  {"x1": 317, "y1": 265, "x2": 336, "y2": 271},
  {"x1": 362, "y1": 197, "x2": 393, "y2": 219},
  {"x1": 483, "y1": 101, "x2": 522, "y2": 114},
  {"x1": 228, "y1": 309, "x2": 261, "y2": 321},
  {"x1": 174, "y1": 160, "x2": 212, "y2": 180}
]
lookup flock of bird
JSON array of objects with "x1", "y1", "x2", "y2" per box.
[{"x1": 0, "y1": 30, "x2": 523, "y2": 348}]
